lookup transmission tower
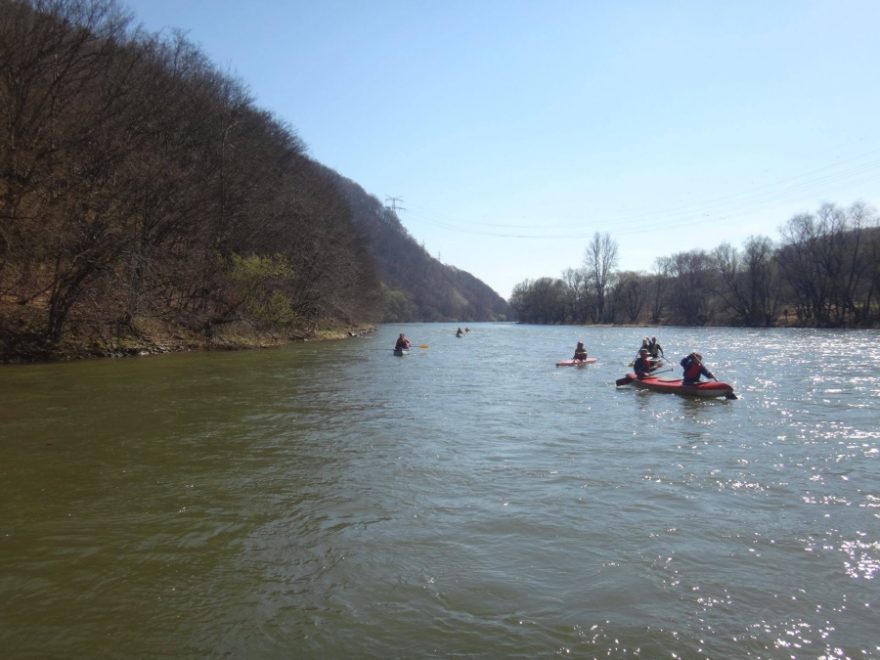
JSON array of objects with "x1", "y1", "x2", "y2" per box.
[{"x1": 385, "y1": 196, "x2": 406, "y2": 214}]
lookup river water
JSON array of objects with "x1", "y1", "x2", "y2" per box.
[{"x1": 1, "y1": 324, "x2": 878, "y2": 658}]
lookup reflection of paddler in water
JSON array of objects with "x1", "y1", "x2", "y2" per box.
[{"x1": 456, "y1": 327, "x2": 463, "y2": 337}]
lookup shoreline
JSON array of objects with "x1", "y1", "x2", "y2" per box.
[{"x1": 0, "y1": 323, "x2": 376, "y2": 365}]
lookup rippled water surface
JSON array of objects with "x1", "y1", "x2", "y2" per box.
[{"x1": 1, "y1": 324, "x2": 879, "y2": 658}]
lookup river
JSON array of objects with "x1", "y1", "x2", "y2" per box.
[{"x1": 1, "y1": 324, "x2": 878, "y2": 658}]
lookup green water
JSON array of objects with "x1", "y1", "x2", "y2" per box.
[{"x1": 2, "y1": 324, "x2": 878, "y2": 657}]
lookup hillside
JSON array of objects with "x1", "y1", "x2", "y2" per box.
[
  {"x1": 0, "y1": 0, "x2": 508, "y2": 362},
  {"x1": 327, "y1": 171, "x2": 510, "y2": 322}
]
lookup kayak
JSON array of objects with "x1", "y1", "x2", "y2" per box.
[
  {"x1": 556, "y1": 358, "x2": 598, "y2": 367},
  {"x1": 617, "y1": 373, "x2": 736, "y2": 399},
  {"x1": 393, "y1": 348, "x2": 410, "y2": 356}
]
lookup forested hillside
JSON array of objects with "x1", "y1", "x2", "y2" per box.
[
  {"x1": 0, "y1": 0, "x2": 508, "y2": 362},
  {"x1": 327, "y1": 171, "x2": 510, "y2": 323}
]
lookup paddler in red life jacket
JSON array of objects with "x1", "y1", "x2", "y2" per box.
[
  {"x1": 395, "y1": 333, "x2": 411, "y2": 351},
  {"x1": 573, "y1": 341, "x2": 588, "y2": 362},
  {"x1": 680, "y1": 352, "x2": 714, "y2": 385},
  {"x1": 633, "y1": 348, "x2": 656, "y2": 379}
]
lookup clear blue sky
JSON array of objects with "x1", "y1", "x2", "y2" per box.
[{"x1": 124, "y1": 0, "x2": 880, "y2": 299}]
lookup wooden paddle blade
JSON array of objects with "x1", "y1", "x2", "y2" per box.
[{"x1": 418, "y1": 344, "x2": 429, "y2": 349}]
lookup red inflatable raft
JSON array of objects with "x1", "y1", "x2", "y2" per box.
[{"x1": 617, "y1": 373, "x2": 736, "y2": 399}]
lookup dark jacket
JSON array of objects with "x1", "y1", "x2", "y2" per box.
[{"x1": 633, "y1": 356, "x2": 655, "y2": 379}]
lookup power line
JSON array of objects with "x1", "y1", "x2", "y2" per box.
[{"x1": 402, "y1": 149, "x2": 880, "y2": 239}]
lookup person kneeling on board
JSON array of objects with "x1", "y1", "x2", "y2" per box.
[{"x1": 573, "y1": 341, "x2": 588, "y2": 362}]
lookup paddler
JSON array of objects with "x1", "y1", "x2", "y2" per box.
[
  {"x1": 395, "y1": 333, "x2": 411, "y2": 351},
  {"x1": 573, "y1": 341, "x2": 588, "y2": 362},
  {"x1": 648, "y1": 336, "x2": 664, "y2": 358},
  {"x1": 633, "y1": 348, "x2": 656, "y2": 379},
  {"x1": 680, "y1": 352, "x2": 715, "y2": 385}
]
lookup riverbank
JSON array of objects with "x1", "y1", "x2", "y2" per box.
[{"x1": 0, "y1": 316, "x2": 375, "y2": 364}]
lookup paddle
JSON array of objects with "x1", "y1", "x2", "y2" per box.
[
  {"x1": 418, "y1": 344, "x2": 428, "y2": 349},
  {"x1": 616, "y1": 367, "x2": 674, "y2": 387}
]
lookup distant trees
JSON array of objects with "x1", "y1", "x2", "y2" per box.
[
  {"x1": 560, "y1": 267, "x2": 588, "y2": 323},
  {"x1": 510, "y1": 278, "x2": 566, "y2": 324},
  {"x1": 510, "y1": 233, "x2": 621, "y2": 325},
  {"x1": 667, "y1": 250, "x2": 716, "y2": 325},
  {"x1": 509, "y1": 203, "x2": 879, "y2": 328},
  {"x1": 775, "y1": 202, "x2": 880, "y2": 326},
  {"x1": 714, "y1": 237, "x2": 779, "y2": 326},
  {"x1": 612, "y1": 271, "x2": 647, "y2": 324}
]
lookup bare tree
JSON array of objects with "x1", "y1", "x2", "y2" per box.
[
  {"x1": 649, "y1": 257, "x2": 672, "y2": 324},
  {"x1": 667, "y1": 250, "x2": 717, "y2": 325},
  {"x1": 560, "y1": 267, "x2": 588, "y2": 323},
  {"x1": 777, "y1": 203, "x2": 877, "y2": 326},
  {"x1": 583, "y1": 232, "x2": 618, "y2": 323},
  {"x1": 713, "y1": 238, "x2": 778, "y2": 326},
  {"x1": 742, "y1": 236, "x2": 779, "y2": 325},
  {"x1": 612, "y1": 271, "x2": 647, "y2": 323}
]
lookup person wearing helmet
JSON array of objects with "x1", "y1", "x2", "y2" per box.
[
  {"x1": 633, "y1": 348, "x2": 657, "y2": 379},
  {"x1": 573, "y1": 341, "x2": 588, "y2": 362},
  {"x1": 680, "y1": 352, "x2": 714, "y2": 385}
]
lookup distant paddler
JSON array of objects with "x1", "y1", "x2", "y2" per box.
[{"x1": 393, "y1": 333, "x2": 412, "y2": 355}]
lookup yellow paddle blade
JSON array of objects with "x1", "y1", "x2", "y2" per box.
[{"x1": 419, "y1": 344, "x2": 429, "y2": 349}]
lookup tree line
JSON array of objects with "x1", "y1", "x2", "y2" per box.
[
  {"x1": 0, "y1": 0, "x2": 510, "y2": 361},
  {"x1": 511, "y1": 202, "x2": 880, "y2": 328}
]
